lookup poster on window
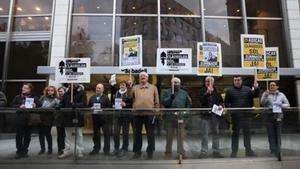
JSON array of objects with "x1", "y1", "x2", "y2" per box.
[
  {"x1": 197, "y1": 42, "x2": 222, "y2": 76},
  {"x1": 241, "y1": 34, "x2": 266, "y2": 69},
  {"x1": 256, "y1": 47, "x2": 279, "y2": 81},
  {"x1": 55, "y1": 58, "x2": 90, "y2": 83},
  {"x1": 119, "y1": 35, "x2": 143, "y2": 69},
  {"x1": 156, "y1": 48, "x2": 192, "y2": 73}
]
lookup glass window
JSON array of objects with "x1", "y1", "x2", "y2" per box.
[
  {"x1": 117, "y1": 0, "x2": 157, "y2": 14},
  {"x1": 0, "y1": 0, "x2": 10, "y2": 15},
  {"x1": 161, "y1": 17, "x2": 202, "y2": 66},
  {"x1": 115, "y1": 16, "x2": 158, "y2": 66},
  {"x1": 204, "y1": 0, "x2": 241, "y2": 16},
  {"x1": 69, "y1": 16, "x2": 113, "y2": 66},
  {"x1": 8, "y1": 41, "x2": 49, "y2": 79},
  {"x1": 13, "y1": 16, "x2": 51, "y2": 31},
  {"x1": 73, "y1": 0, "x2": 113, "y2": 13},
  {"x1": 0, "y1": 42, "x2": 5, "y2": 76},
  {"x1": 6, "y1": 82, "x2": 46, "y2": 102},
  {"x1": 205, "y1": 19, "x2": 243, "y2": 67},
  {"x1": 246, "y1": 0, "x2": 282, "y2": 17},
  {"x1": 161, "y1": 0, "x2": 200, "y2": 15},
  {"x1": 15, "y1": 0, "x2": 53, "y2": 15},
  {"x1": 0, "y1": 18, "x2": 8, "y2": 32},
  {"x1": 248, "y1": 20, "x2": 288, "y2": 67}
]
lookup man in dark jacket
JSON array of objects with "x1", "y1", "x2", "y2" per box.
[
  {"x1": 11, "y1": 83, "x2": 39, "y2": 159},
  {"x1": 225, "y1": 75, "x2": 259, "y2": 158},
  {"x1": 58, "y1": 84, "x2": 87, "y2": 159},
  {"x1": 199, "y1": 76, "x2": 224, "y2": 158},
  {"x1": 161, "y1": 77, "x2": 191, "y2": 159},
  {"x1": 88, "y1": 83, "x2": 111, "y2": 155},
  {"x1": 0, "y1": 91, "x2": 7, "y2": 107}
]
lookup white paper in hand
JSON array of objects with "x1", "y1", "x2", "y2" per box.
[
  {"x1": 115, "y1": 98, "x2": 123, "y2": 110},
  {"x1": 212, "y1": 104, "x2": 223, "y2": 116},
  {"x1": 272, "y1": 104, "x2": 282, "y2": 113},
  {"x1": 25, "y1": 98, "x2": 34, "y2": 108},
  {"x1": 110, "y1": 74, "x2": 117, "y2": 86},
  {"x1": 93, "y1": 103, "x2": 102, "y2": 114}
]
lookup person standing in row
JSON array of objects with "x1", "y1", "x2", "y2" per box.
[
  {"x1": 38, "y1": 86, "x2": 60, "y2": 155},
  {"x1": 199, "y1": 76, "x2": 224, "y2": 158},
  {"x1": 161, "y1": 77, "x2": 191, "y2": 159},
  {"x1": 0, "y1": 91, "x2": 7, "y2": 107},
  {"x1": 55, "y1": 86, "x2": 66, "y2": 155},
  {"x1": 89, "y1": 83, "x2": 111, "y2": 155},
  {"x1": 11, "y1": 83, "x2": 39, "y2": 159},
  {"x1": 113, "y1": 81, "x2": 132, "y2": 156},
  {"x1": 261, "y1": 81, "x2": 290, "y2": 157},
  {"x1": 225, "y1": 75, "x2": 259, "y2": 158},
  {"x1": 129, "y1": 72, "x2": 160, "y2": 159},
  {"x1": 58, "y1": 84, "x2": 87, "y2": 159}
]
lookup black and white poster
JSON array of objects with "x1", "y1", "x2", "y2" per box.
[
  {"x1": 156, "y1": 48, "x2": 192, "y2": 73},
  {"x1": 55, "y1": 58, "x2": 90, "y2": 83}
]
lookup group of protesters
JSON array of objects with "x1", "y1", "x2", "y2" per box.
[{"x1": 0, "y1": 72, "x2": 290, "y2": 160}]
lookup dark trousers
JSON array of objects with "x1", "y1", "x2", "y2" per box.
[
  {"x1": 231, "y1": 114, "x2": 252, "y2": 153},
  {"x1": 16, "y1": 125, "x2": 32, "y2": 155},
  {"x1": 92, "y1": 114, "x2": 111, "y2": 153},
  {"x1": 114, "y1": 116, "x2": 130, "y2": 151},
  {"x1": 133, "y1": 115, "x2": 155, "y2": 153},
  {"x1": 38, "y1": 125, "x2": 52, "y2": 151},
  {"x1": 56, "y1": 126, "x2": 65, "y2": 152},
  {"x1": 264, "y1": 113, "x2": 282, "y2": 153}
]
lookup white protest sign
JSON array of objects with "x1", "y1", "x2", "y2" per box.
[{"x1": 119, "y1": 35, "x2": 143, "y2": 69}]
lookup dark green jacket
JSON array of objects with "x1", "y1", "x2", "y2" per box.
[{"x1": 161, "y1": 88, "x2": 192, "y2": 108}]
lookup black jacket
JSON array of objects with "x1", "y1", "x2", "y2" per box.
[
  {"x1": 60, "y1": 90, "x2": 87, "y2": 127},
  {"x1": 115, "y1": 90, "x2": 132, "y2": 108},
  {"x1": 225, "y1": 85, "x2": 259, "y2": 108},
  {"x1": 199, "y1": 86, "x2": 223, "y2": 108},
  {"x1": 11, "y1": 94, "x2": 39, "y2": 126},
  {"x1": 89, "y1": 94, "x2": 111, "y2": 125}
]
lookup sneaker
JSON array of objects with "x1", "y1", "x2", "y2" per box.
[
  {"x1": 38, "y1": 149, "x2": 45, "y2": 155},
  {"x1": 164, "y1": 152, "x2": 172, "y2": 159},
  {"x1": 230, "y1": 152, "x2": 237, "y2": 158},
  {"x1": 131, "y1": 152, "x2": 142, "y2": 159},
  {"x1": 22, "y1": 153, "x2": 29, "y2": 158},
  {"x1": 112, "y1": 150, "x2": 119, "y2": 156},
  {"x1": 146, "y1": 152, "x2": 153, "y2": 160},
  {"x1": 89, "y1": 149, "x2": 99, "y2": 155},
  {"x1": 245, "y1": 150, "x2": 257, "y2": 157},
  {"x1": 47, "y1": 149, "x2": 52, "y2": 155},
  {"x1": 77, "y1": 152, "x2": 84, "y2": 158},
  {"x1": 212, "y1": 152, "x2": 224, "y2": 158},
  {"x1": 198, "y1": 152, "x2": 208, "y2": 159},
  {"x1": 58, "y1": 150, "x2": 63, "y2": 156},
  {"x1": 58, "y1": 151, "x2": 71, "y2": 159},
  {"x1": 15, "y1": 153, "x2": 23, "y2": 159}
]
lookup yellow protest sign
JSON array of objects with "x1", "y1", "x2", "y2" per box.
[
  {"x1": 256, "y1": 47, "x2": 279, "y2": 81},
  {"x1": 241, "y1": 34, "x2": 266, "y2": 69}
]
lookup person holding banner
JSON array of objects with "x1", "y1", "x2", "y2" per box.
[
  {"x1": 88, "y1": 83, "x2": 111, "y2": 156},
  {"x1": 58, "y1": 84, "x2": 87, "y2": 159},
  {"x1": 161, "y1": 77, "x2": 192, "y2": 159},
  {"x1": 128, "y1": 72, "x2": 160, "y2": 160},
  {"x1": 261, "y1": 81, "x2": 290, "y2": 157},
  {"x1": 225, "y1": 76, "x2": 259, "y2": 158},
  {"x1": 198, "y1": 76, "x2": 224, "y2": 158},
  {"x1": 11, "y1": 83, "x2": 39, "y2": 159}
]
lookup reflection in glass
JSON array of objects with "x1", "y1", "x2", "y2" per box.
[
  {"x1": 248, "y1": 20, "x2": 288, "y2": 67},
  {"x1": 73, "y1": 0, "x2": 113, "y2": 13},
  {"x1": 0, "y1": 0, "x2": 10, "y2": 15},
  {"x1": 246, "y1": 0, "x2": 281, "y2": 17},
  {"x1": 8, "y1": 41, "x2": 49, "y2": 79},
  {"x1": 117, "y1": 0, "x2": 157, "y2": 14},
  {"x1": 0, "y1": 18, "x2": 8, "y2": 32},
  {"x1": 115, "y1": 17, "x2": 158, "y2": 66},
  {"x1": 161, "y1": 17, "x2": 202, "y2": 66},
  {"x1": 204, "y1": 0, "x2": 241, "y2": 16},
  {"x1": 0, "y1": 42, "x2": 5, "y2": 76},
  {"x1": 15, "y1": 0, "x2": 53, "y2": 15},
  {"x1": 69, "y1": 16, "x2": 113, "y2": 66},
  {"x1": 13, "y1": 16, "x2": 51, "y2": 31},
  {"x1": 161, "y1": 0, "x2": 200, "y2": 15},
  {"x1": 205, "y1": 19, "x2": 243, "y2": 67}
]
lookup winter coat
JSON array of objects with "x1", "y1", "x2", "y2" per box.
[
  {"x1": 39, "y1": 96, "x2": 60, "y2": 126},
  {"x1": 0, "y1": 91, "x2": 7, "y2": 107}
]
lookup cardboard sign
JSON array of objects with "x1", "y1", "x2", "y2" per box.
[
  {"x1": 256, "y1": 47, "x2": 280, "y2": 81},
  {"x1": 119, "y1": 35, "x2": 143, "y2": 69}
]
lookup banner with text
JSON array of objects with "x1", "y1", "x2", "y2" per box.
[
  {"x1": 156, "y1": 48, "x2": 192, "y2": 73},
  {"x1": 55, "y1": 58, "x2": 90, "y2": 83},
  {"x1": 119, "y1": 35, "x2": 143, "y2": 69},
  {"x1": 241, "y1": 34, "x2": 266, "y2": 69},
  {"x1": 197, "y1": 42, "x2": 222, "y2": 76},
  {"x1": 256, "y1": 47, "x2": 280, "y2": 81}
]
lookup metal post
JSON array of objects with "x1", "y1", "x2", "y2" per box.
[
  {"x1": 200, "y1": 0, "x2": 206, "y2": 41},
  {"x1": 1, "y1": 0, "x2": 15, "y2": 91},
  {"x1": 112, "y1": 0, "x2": 116, "y2": 65},
  {"x1": 158, "y1": 0, "x2": 161, "y2": 48},
  {"x1": 241, "y1": 0, "x2": 248, "y2": 34},
  {"x1": 65, "y1": 0, "x2": 74, "y2": 57}
]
